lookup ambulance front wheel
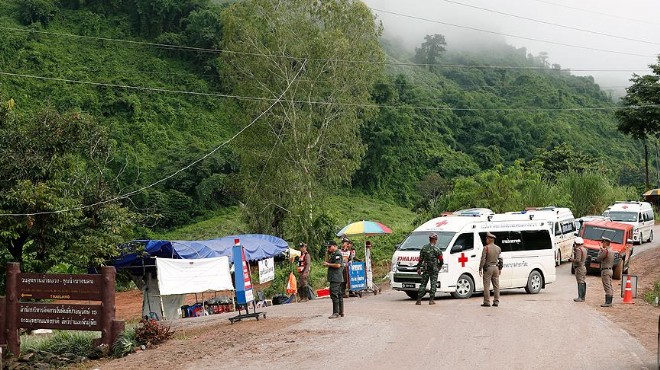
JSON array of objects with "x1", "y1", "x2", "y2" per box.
[
  {"x1": 525, "y1": 270, "x2": 543, "y2": 294},
  {"x1": 451, "y1": 274, "x2": 474, "y2": 299}
]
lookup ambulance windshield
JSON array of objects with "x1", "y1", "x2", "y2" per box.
[
  {"x1": 606, "y1": 211, "x2": 637, "y2": 222},
  {"x1": 398, "y1": 232, "x2": 455, "y2": 251}
]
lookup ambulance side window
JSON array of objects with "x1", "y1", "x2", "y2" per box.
[
  {"x1": 450, "y1": 233, "x2": 474, "y2": 254},
  {"x1": 554, "y1": 222, "x2": 561, "y2": 236}
]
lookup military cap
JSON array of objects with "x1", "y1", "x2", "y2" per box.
[
  {"x1": 298, "y1": 242, "x2": 307, "y2": 249},
  {"x1": 601, "y1": 237, "x2": 611, "y2": 242},
  {"x1": 486, "y1": 232, "x2": 496, "y2": 239},
  {"x1": 325, "y1": 240, "x2": 337, "y2": 247},
  {"x1": 429, "y1": 232, "x2": 438, "y2": 239}
]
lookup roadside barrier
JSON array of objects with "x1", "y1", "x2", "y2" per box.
[{"x1": 622, "y1": 275, "x2": 634, "y2": 304}]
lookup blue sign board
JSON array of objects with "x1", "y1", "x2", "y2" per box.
[
  {"x1": 232, "y1": 244, "x2": 254, "y2": 304},
  {"x1": 348, "y1": 262, "x2": 366, "y2": 291}
]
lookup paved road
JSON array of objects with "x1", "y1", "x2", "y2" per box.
[{"x1": 186, "y1": 226, "x2": 660, "y2": 370}]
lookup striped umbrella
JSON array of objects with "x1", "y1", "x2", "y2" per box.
[{"x1": 336, "y1": 220, "x2": 392, "y2": 236}]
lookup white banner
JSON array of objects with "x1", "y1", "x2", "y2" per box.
[
  {"x1": 258, "y1": 257, "x2": 275, "y2": 284},
  {"x1": 156, "y1": 256, "x2": 234, "y2": 295}
]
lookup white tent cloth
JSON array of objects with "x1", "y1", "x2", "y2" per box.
[{"x1": 156, "y1": 256, "x2": 234, "y2": 295}]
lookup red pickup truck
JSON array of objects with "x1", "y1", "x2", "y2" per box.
[{"x1": 577, "y1": 220, "x2": 633, "y2": 280}]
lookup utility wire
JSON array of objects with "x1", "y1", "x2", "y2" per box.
[
  {"x1": 439, "y1": 0, "x2": 660, "y2": 46},
  {"x1": 0, "y1": 70, "x2": 645, "y2": 112},
  {"x1": 529, "y1": 0, "x2": 660, "y2": 27},
  {"x1": 0, "y1": 60, "x2": 307, "y2": 217},
  {"x1": 0, "y1": 26, "x2": 655, "y2": 70},
  {"x1": 371, "y1": 8, "x2": 657, "y2": 59}
]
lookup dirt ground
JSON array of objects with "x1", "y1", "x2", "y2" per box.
[{"x1": 77, "y1": 249, "x2": 660, "y2": 369}]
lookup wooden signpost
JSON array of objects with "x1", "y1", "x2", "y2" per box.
[{"x1": 0, "y1": 263, "x2": 124, "y2": 356}]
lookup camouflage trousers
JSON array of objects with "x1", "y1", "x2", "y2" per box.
[{"x1": 417, "y1": 268, "x2": 439, "y2": 299}]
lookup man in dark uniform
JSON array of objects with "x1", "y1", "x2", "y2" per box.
[
  {"x1": 479, "y1": 232, "x2": 502, "y2": 307},
  {"x1": 323, "y1": 240, "x2": 344, "y2": 318},
  {"x1": 571, "y1": 237, "x2": 587, "y2": 302},
  {"x1": 597, "y1": 237, "x2": 615, "y2": 307},
  {"x1": 415, "y1": 233, "x2": 443, "y2": 305}
]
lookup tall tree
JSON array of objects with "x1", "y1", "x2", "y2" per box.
[
  {"x1": 0, "y1": 100, "x2": 137, "y2": 278},
  {"x1": 219, "y1": 0, "x2": 385, "y2": 242},
  {"x1": 615, "y1": 57, "x2": 660, "y2": 189},
  {"x1": 414, "y1": 34, "x2": 446, "y2": 72}
]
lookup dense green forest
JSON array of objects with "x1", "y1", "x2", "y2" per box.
[{"x1": 0, "y1": 0, "x2": 652, "y2": 276}]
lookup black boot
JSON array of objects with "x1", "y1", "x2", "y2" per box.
[
  {"x1": 429, "y1": 296, "x2": 435, "y2": 305},
  {"x1": 600, "y1": 295, "x2": 612, "y2": 307},
  {"x1": 339, "y1": 301, "x2": 344, "y2": 317},
  {"x1": 581, "y1": 283, "x2": 587, "y2": 301},
  {"x1": 415, "y1": 299, "x2": 421, "y2": 305},
  {"x1": 574, "y1": 283, "x2": 585, "y2": 302},
  {"x1": 329, "y1": 301, "x2": 340, "y2": 318}
]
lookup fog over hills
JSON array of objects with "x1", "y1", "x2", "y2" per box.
[{"x1": 364, "y1": 0, "x2": 660, "y2": 99}]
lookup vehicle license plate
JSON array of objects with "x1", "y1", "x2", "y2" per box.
[
  {"x1": 590, "y1": 263, "x2": 600, "y2": 269},
  {"x1": 403, "y1": 283, "x2": 415, "y2": 288}
]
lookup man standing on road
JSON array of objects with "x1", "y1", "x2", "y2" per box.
[
  {"x1": 597, "y1": 237, "x2": 615, "y2": 307},
  {"x1": 297, "y1": 242, "x2": 312, "y2": 302},
  {"x1": 572, "y1": 237, "x2": 587, "y2": 302},
  {"x1": 323, "y1": 241, "x2": 344, "y2": 318},
  {"x1": 479, "y1": 232, "x2": 502, "y2": 307},
  {"x1": 340, "y1": 237, "x2": 353, "y2": 298},
  {"x1": 415, "y1": 233, "x2": 443, "y2": 305}
]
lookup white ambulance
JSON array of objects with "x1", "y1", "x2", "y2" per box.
[
  {"x1": 602, "y1": 201, "x2": 654, "y2": 244},
  {"x1": 390, "y1": 213, "x2": 556, "y2": 300},
  {"x1": 505, "y1": 207, "x2": 576, "y2": 266}
]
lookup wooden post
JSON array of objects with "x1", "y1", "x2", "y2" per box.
[
  {"x1": 6, "y1": 263, "x2": 20, "y2": 356},
  {"x1": 110, "y1": 320, "x2": 125, "y2": 348},
  {"x1": 100, "y1": 266, "x2": 116, "y2": 347},
  {"x1": 0, "y1": 296, "x2": 6, "y2": 346}
]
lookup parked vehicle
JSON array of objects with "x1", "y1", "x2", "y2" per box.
[
  {"x1": 575, "y1": 215, "x2": 611, "y2": 234},
  {"x1": 602, "y1": 201, "x2": 654, "y2": 244},
  {"x1": 390, "y1": 212, "x2": 556, "y2": 300},
  {"x1": 506, "y1": 207, "x2": 576, "y2": 266},
  {"x1": 578, "y1": 220, "x2": 633, "y2": 280}
]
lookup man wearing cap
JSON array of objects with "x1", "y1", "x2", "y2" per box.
[
  {"x1": 571, "y1": 237, "x2": 587, "y2": 302},
  {"x1": 323, "y1": 241, "x2": 345, "y2": 318},
  {"x1": 596, "y1": 237, "x2": 615, "y2": 307},
  {"x1": 479, "y1": 232, "x2": 502, "y2": 307},
  {"x1": 297, "y1": 242, "x2": 312, "y2": 302},
  {"x1": 415, "y1": 233, "x2": 443, "y2": 305}
]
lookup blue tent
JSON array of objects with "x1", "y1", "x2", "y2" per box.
[{"x1": 112, "y1": 234, "x2": 289, "y2": 270}]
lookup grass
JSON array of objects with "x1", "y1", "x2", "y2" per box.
[
  {"x1": 21, "y1": 330, "x2": 100, "y2": 356},
  {"x1": 643, "y1": 280, "x2": 660, "y2": 306}
]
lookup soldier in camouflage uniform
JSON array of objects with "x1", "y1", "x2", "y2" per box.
[
  {"x1": 596, "y1": 237, "x2": 615, "y2": 307},
  {"x1": 416, "y1": 233, "x2": 443, "y2": 305}
]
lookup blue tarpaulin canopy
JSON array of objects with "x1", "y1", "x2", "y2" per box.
[{"x1": 112, "y1": 234, "x2": 289, "y2": 270}]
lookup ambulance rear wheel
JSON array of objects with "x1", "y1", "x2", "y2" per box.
[
  {"x1": 405, "y1": 291, "x2": 420, "y2": 300},
  {"x1": 451, "y1": 274, "x2": 474, "y2": 299},
  {"x1": 525, "y1": 270, "x2": 543, "y2": 294}
]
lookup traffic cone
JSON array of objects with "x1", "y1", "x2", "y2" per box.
[{"x1": 622, "y1": 275, "x2": 634, "y2": 304}]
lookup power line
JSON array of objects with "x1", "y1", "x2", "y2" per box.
[
  {"x1": 0, "y1": 69, "x2": 649, "y2": 113},
  {"x1": 0, "y1": 26, "x2": 654, "y2": 71},
  {"x1": 0, "y1": 61, "x2": 307, "y2": 217},
  {"x1": 439, "y1": 0, "x2": 660, "y2": 46},
  {"x1": 371, "y1": 8, "x2": 657, "y2": 59},
  {"x1": 529, "y1": 0, "x2": 660, "y2": 27}
]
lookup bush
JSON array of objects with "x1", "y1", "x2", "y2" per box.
[
  {"x1": 643, "y1": 280, "x2": 660, "y2": 305},
  {"x1": 21, "y1": 330, "x2": 98, "y2": 357},
  {"x1": 135, "y1": 318, "x2": 173, "y2": 347},
  {"x1": 112, "y1": 325, "x2": 138, "y2": 358},
  {"x1": 18, "y1": 0, "x2": 59, "y2": 26}
]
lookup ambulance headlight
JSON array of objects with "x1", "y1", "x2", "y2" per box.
[
  {"x1": 439, "y1": 264, "x2": 448, "y2": 273},
  {"x1": 391, "y1": 264, "x2": 397, "y2": 272}
]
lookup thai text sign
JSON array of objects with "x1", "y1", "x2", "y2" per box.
[
  {"x1": 19, "y1": 303, "x2": 102, "y2": 330},
  {"x1": 349, "y1": 262, "x2": 366, "y2": 291},
  {"x1": 258, "y1": 257, "x2": 275, "y2": 284},
  {"x1": 18, "y1": 273, "x2": 102, "y2": 300}
]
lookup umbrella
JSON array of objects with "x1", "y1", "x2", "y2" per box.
[
  {"x1": 336, "y1": 220, "x2": 392, "y2": 236},
  {"x1": 642, "y1": 189, "x2": 660, "y2": 197}
]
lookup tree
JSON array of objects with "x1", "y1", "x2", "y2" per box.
[
  {"x1": 615, "y1": 57, "x2": 660, "y2": 189},
  {"x1": 414, "y1": 34, "x2": 446, "y2": 72},
  {"x1": 219, "y1": 0, "x2": 385, "y2": 243},
  {"x1": 0, "y1": 101, "x2": 137, "y2": 279}
]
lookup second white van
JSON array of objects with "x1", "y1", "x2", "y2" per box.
[{"x1": 603, "y1": 201, "x2": 654, "y2": 244}]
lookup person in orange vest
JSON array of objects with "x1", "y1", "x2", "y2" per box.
[{"x1": 297, "y1": 242, "x2": 312, "y2": 302}]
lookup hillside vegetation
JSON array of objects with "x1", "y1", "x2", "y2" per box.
[{"x1": 0, "y1": 0, "x2": 646, "y2": 274}]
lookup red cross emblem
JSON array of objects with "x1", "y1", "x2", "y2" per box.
[
  {"x1": 435, "y1": 220, "x2": 449, "y2": 227},
  {"x1": 458, "y1": 252, "x2": 468, "y2": 267},
  {"x1": 622, "y1": 205, "x2": 628, "y2": 209}
]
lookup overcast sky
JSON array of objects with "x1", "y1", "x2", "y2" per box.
[{"x1": 363, "y1": 0, "x2": 660, "y2": 97}]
